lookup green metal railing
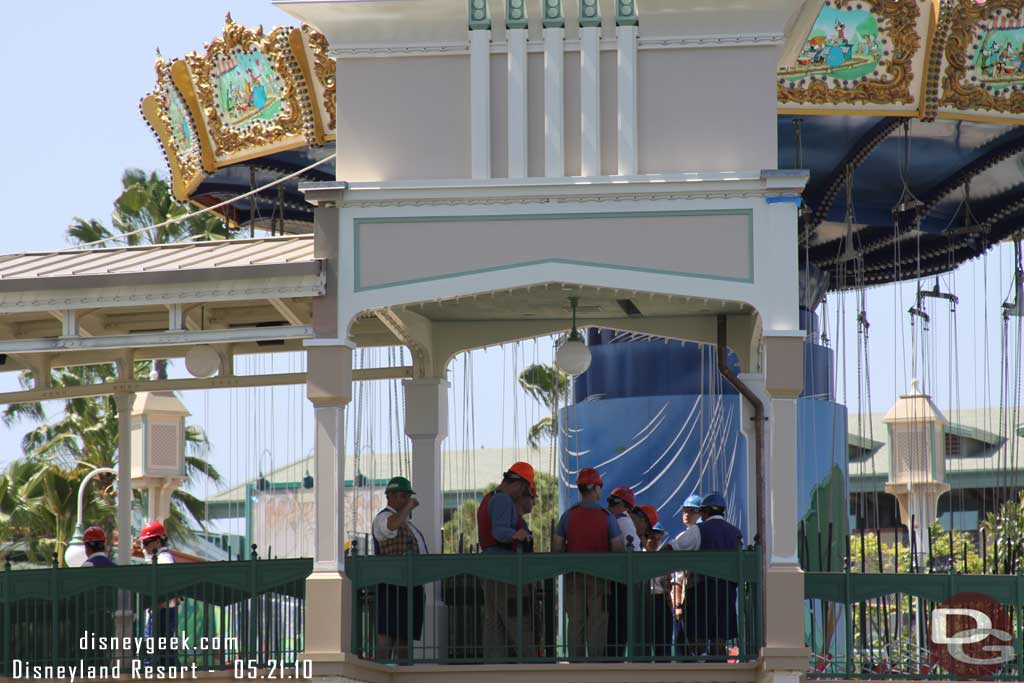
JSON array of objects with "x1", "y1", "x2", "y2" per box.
[
  {"x1": 347, "y1": 548, "x2": 761, "y2": 665},
  {"x1": 805, "y1": 570, "x2": 1024, "y2": 680},
  {"x1": 0, "y1": 558, "x2": 311, "y2": 675}
]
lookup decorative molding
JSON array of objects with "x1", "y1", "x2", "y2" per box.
[
  {"x1": 468, "y1": 0, "x2": 491, "y2": 31},
  {"x1": 920, "y1": 0, "x2": 954, "y2": 121},
  {"x1": 777, "y1": 0, "x2": 922, "y2": 108},
  {"x1": 301, "y1": 26, "x2": 336, "y2": 138},
  {"x1": 338, "y1": 190, "x2": 801, "y2": 209},
  {"x1": 0, "y1": 325, "x2": 315, "y2": 355},
  {"x1": 580, "y1": 0, "x2": 602, "y2": 27},
  {"x1": 0, "y1": 274, "x2": 324, "y2": 314},
  {"x1": 640, "y1": 34, "x2": 785, "y2": 49},
  {"x1": 330, "y1": 43, "x2": 470, "y2": 58}
]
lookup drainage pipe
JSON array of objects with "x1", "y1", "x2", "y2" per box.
[{"x1": 716, "y1": 315, "x2": 766, "y2": 553}]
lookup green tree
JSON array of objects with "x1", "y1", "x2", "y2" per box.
[
  {"x1": 980, "y1": 493, "x2": 1024, "y2": 574},
  {"x1": 443, "y1": 471, "x2": 560, "y2": 553},
  {"x1": 1, "y1": 363, "x2": 221, "y2": 562},
  {"x1": 518, "y1": 364, "x2": 569, "y2": 449}
]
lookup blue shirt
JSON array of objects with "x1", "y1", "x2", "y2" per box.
[
  {"x1": 555, "y1": 501, "x2": 623, "y2": 542},
  {"x1": 483, "y1": 490, "x2": 520, "y2": 553}
]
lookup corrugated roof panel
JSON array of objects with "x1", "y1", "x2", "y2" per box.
[{"x1": 0, "y1": 236, "x2": 316, "y2": 281}]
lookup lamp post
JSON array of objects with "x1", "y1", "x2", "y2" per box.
[
  {"x1": 64, "y1": 467, "x2": 117, "y2": 568},
  {"x1": 555, "y1": 296, "x2": 592, "y2": 376}
]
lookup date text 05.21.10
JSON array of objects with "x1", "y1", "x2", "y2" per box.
[{"x1": 233, "y1": 660, "x2": 312, "y2": 679}]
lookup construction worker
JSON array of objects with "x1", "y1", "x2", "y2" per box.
[
  {"x1": 553, "y1": 467, "x2": 624, "y2": 659},
  {"x1": 81, "y1": 526, "x2": 115, "y2": 567},
  {"x1": 607, "y1": 486, "x2": 639, "y2": 549},
  {"x1": 477, "y1": 462, "x2": 536, "y2": 659},
  {"x1": 669, "y1": 493, "x2": 703, "y2": 652},
  {"x1": 140, "y1": 521, "x2": 177, "y2": 667},
  {"x1": 664, "y1": 492, "x2": 742, "y2": 657},
  {"x1": 631, "y1": 504, "x2": 659, "y2": 544},
  {"x1": 605, "y1": 486, "x2": 636, "y2": 657},
  {"x1": 609, "y1": 498, "x2": 658, "y2": 657},
  {"x1": 371, "y1": 476, "x2": 428, "y2": 662}
]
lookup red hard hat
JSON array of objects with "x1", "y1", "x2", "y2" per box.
[
  {"x1": 576, "y1": 467, "x2": 603, "y2": 487},
  {"x1": 505, "y1": 461, "x2": 536, "y2": 488},
  {"x1": 636, "y1": 504, "x2": 659, "y2": 527},
  {"x1": 140, "y1": 520, "x2": 166, "y2": 541},
  {"x1": 609, "y1": 486, "x2": 636, "y2": 508},
  {"x1": 83, "y1": 526, "x2": 106, "y2": 544}
]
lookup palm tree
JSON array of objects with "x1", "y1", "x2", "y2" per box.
[
  {"x1": 981, "y1": 493, "x2": 1024, "y2": 574},
  {"x1": 517, "y1": 364, "x2": 570, "y2": 448},
  {"x1": 68, "y1": 169, "x2": 230, "y2": 378},
  {"x1": 1, "y1": 363, "x2": 222, "y2": 556}
]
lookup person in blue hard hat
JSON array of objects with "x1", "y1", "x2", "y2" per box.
[
  {"x1": 669, "y1": 493, "x2": 704, "y2": 653},
  {"x1": 664, "y1": 492, "x2": 743, "y2": 658}
]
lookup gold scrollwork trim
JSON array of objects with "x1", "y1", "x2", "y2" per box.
[
  {"x1": 303, "y1": 26, "x2": 337, "y2": 137},
  {"x1": 939, "y1": 0, "x2": 1024, "y2": 115},
  {"x1": 140, "y1": 56, "x2": 208, "y2": 201},
  {"x1": 183, "y1": 15, "x2": 308, "y2": 164},
  {"x1": 777, "y1": 0, "x2": 922, "y2": 108}
]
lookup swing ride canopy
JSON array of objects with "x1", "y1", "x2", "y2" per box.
[{"x1": 139, "y1": 2, "x2": 1024, "y2": 293}]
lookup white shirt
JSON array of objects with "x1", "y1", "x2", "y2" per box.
[
  {"x1": 153, "y1": 546, "x2": 175, "y2": 564},
  {"x1": 670, "y1": 516, "x2": 717, "y2": 552},
  {"x1": 615, "y1": 511, "x2": 641, "y2": 551},
  {"x1": 372, "y1": 506, "x2": 428, "y2": 554}
]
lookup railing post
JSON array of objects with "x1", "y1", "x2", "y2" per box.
[
  {"x1": 737, "y1": 548, "x2": 746, "y2": 661},
  {"x1": 2, "y1": 561, "x2": 10, "y2": 676},
  {"x1": 516, "y1": 544, "x2": 524, "y2": 662},
  {"x1": 1016, "y1": 563, "x2": 1023, "y2": 677},
  {"x1": 50, "y1": 555, "x2": 58, "y2": 668},
  {"x1": 843, "y1": 561, "x2": 851, "y2": 679},
  {"x1": 625, "y1": 545, "x2": 635, "y2": 660},
  {"x1": 406, "y1": 544, "x2": 414, "y2": 665}
]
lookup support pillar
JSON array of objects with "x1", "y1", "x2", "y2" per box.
[
  {"x1": 304, "y1": 344, "x2": 353, "y2": 660},
  {"x1": 403, "y1": 377, "x2": 450, "y2": 657},
  {"x1": 113, "y1": 392, "x2": 135, "y2": 566},
  {"x1": 760, "y1": 332, "x2": 810, "y2": 683}
]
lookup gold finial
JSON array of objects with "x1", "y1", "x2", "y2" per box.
[{"x1": 225, "y1": 11, "x2": 233, "y2": 24}]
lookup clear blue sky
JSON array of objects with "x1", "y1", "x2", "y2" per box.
[{"x1": 0, "y1": 1, "x2": 1020, "y2": 508}]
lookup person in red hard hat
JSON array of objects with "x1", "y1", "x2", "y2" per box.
[
  {"x1": 553, "y1": 467, "x2": 624, "y2": 659},
  {"x1": 140, "y1": 520, "x2": 177, "y2": 667},
  {"x1": 81, "y1": 526, "x2": 115, "y2": 567},
  {"x1": 605, "y1": 486, "x2": 639, "y2": 657},
  {"x1": 477, "y1": 461, "x2": 536, "y2": 658}
]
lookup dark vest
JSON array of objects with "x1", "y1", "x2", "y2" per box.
[
  {"x1": 477, "y1": 491, "x2": 525, "y2": 552},
  {"x1": 83, "y1": 554, "x2": 115, "y2": 567},
  {"x1": 566, "y1": 504, "x2": 611, "y2": 552},
  {"x1": 373, "y1": 508, "x2": 423, "y2": 556},
  {"x1": 698, "y1": 517, "x2": 743, "y2": 551}
]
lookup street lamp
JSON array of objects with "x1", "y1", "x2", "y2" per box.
[
  {"x1": 64, "y1": 467, "x2": 117, "y2": 568},
  {"x1": 555, "y1": 297, "x2": 592, "y2": 376}
]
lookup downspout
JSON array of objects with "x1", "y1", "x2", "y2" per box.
[{"x1": 716, "y1": 315, "x2": 766, "y2": 553}]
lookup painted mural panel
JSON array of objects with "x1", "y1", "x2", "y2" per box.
[
  {"x1": 212, "y1": 49, "x2": 286, "y2": 128},
  {"x1": 778, "y1": 0, "x2": 928, "y2": 112},
  {"x1": 939, "y1": 1, "x2": 1024, "y2": 119}
]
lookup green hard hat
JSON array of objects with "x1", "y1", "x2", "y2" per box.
[{"x1": 385, "y1": 476, "x2": 415, "y2": 494}]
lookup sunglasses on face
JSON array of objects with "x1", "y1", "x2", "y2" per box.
[
  {"x1": 607, "y1": 497, "x2": 624, "y2": 507},
  {"x1": 683, "y1": 507, "x2": 699, "y2": 514},
  {"x1": 143, "y1": 538, "x2": 159, "y2": 547}
]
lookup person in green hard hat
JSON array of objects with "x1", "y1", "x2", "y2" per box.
[{"x1": 371, "y1": 476, "x2": 429, "y2": 662}]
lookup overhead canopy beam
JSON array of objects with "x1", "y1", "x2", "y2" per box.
[
  {"x1": 0, "y1": 366, "x2": 414, "y2": 405},
  {"x1": 0, "y1": 324, "x2": 314, "y2": 354}
]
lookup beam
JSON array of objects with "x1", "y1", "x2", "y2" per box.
[
  {"x1": 0, "y1": 325, "x2": 314, "y2": 354},
  {"x1": 0, "y1": 366, "x2": 414, "y2": 404},
  {"x1": 269, "y1": 298, "x2": 307, "y2": 326}
]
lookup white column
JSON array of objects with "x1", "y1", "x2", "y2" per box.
[
  {"x1": 768, "y1": 396, "x2": 799, "y2": 566},
  {"x1": 544, "y1": 26, "x2": 565, "y2": 177},
  {"x1": 470, "y1": 29, "x2": 492, "y2": 179},
  {"x1": 114, "y1": 392, "x2": 135, "y2": 565},
  {"x1": 404, "y1": 377, "x2": 450, "y2": 657},
  {"x1": 508, "y1": 28, "x2": 529, "y2": 178},
  {"x1": 304, "y1": 344, "x2": 354, "y2": 659},
  {"x1": 580, "y1": 26, "x2": 602, "y2": 177},
  {"x1": 616, "y1": 24, "x2": 638, "y2": 176},
  {"x1": 403, "y1": 378, "x2": 449, "y2": 551}
]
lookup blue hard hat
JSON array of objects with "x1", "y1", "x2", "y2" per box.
[
  {"x1": 652, "y1": 522, "x2": 665, "y2": 533},
  {"x1": 700, "y1": 492, "x2": 727, "y2": 510},
  {"x1": 683, "y1": 494, "x2": 703, "y2": 509}
]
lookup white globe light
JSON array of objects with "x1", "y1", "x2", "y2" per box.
[
  {"x1": 64, "y1": 539, "x2": 87, "y2": 568},
  {"x1": 555, "y1": 338, "x2": 592, "y2": 376},
  {"x1": 185, "y1": 345, "x2": 220, "y2": 378}
]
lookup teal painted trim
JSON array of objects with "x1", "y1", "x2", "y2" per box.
[
  {"x1": 506, "y1": 0, "x2": 527, "y2": 29},
  {"x1": 615, "y1": 0, "x2": 638, "y2": 26},
  {"x1": 468, "y1": 0, "x2": 491, "y2": 30},
  {"x1": 579, "y1": 0, "x2": 601, "y2": 27},
  {"x1": 542, "y1": 0, "x2": 564, "y2": 28},
  {"x1": 765, "y1": 196, "x2": 802, "y2": 207},
  {"x1": 353, "y1": 209, "x2": 755, "y2": 292}
]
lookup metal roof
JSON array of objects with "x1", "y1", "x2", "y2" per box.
[{"x1": 0, "y1": 235, "x2": 314, "y2": 281}]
